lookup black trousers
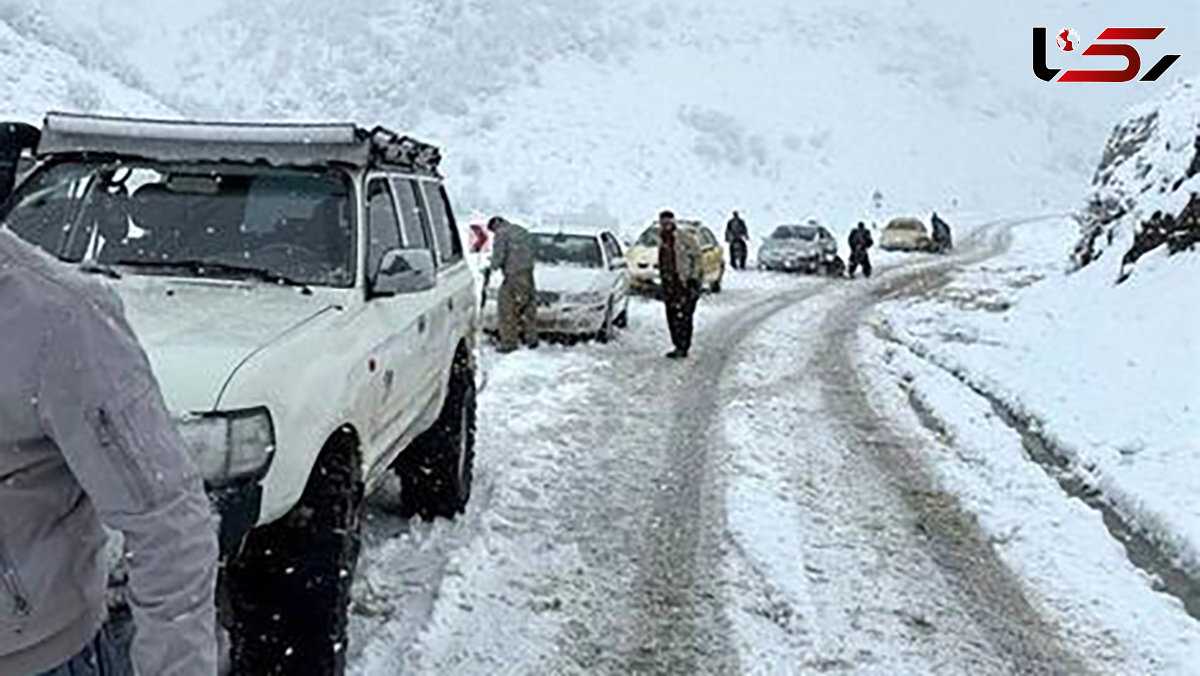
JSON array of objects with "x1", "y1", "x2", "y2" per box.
[
  {"x1": 848, "y1": 249, "x2": 872, "y2": 278},
  {"x1": 729, "y1": 240, "x2": 748, "y2": 270},
  {"x1": 663, "y1": 281, "x2": 699, "y2": 353}
]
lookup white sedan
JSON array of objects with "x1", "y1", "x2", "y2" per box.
[{"x1": 484, "y1": 226, "x2": 630, "y2": 341}]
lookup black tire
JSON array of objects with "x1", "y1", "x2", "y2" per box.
[
  {"x1": 226, "y1": 432, "x2": 364, "y2": 676},
  {"x1": 710, "y1": 278, "x2": 723, "y2": 293},
  {"x1": 597, "y1": 301, "x2": 615, "y2": 343},
  {"x1": 396, "y1": 351, "x2": 476, "y2": 520}
]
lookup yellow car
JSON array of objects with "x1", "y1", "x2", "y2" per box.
[{"x1": 626, "y1": 220, "x2": 726, "y2": 293}]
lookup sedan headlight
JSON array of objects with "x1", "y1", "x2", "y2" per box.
[{"x1": 177, "y1": 407, "x2": 275, "y2": 487}]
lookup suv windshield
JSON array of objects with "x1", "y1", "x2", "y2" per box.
[
  {"x1": 2, "y1": 160, "x2": 356, "y2": 287},
  {"x1": 771, "y1": 226, "x2": 818, "y2": 240},
  {"x1": 534, "y1": 233, "x2": 603, "y2": 268}
]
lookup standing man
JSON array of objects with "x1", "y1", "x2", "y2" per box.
[
  {"x1": 0, "y1": 229, "x2": 219, "y2": 675},
  {"x1": 486, "y1": 216, "x2": 539, "y2": 353},
  {"x1": 0, "y1": 122, "x2": 40, "y2": 204},
  {"x1": 658, "y1": 210, "x2": 703, "y2": 359},
  {"x1": 847, "y1": 221, "x2": 874, "y2": 278},
  {"x1": 725, "y1": 210, "x2": 749, "y2": 270}
]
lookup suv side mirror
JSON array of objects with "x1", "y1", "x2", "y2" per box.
[
  {"x1": 610, "y1": 258, "x2": 627, "y2": 270},
  {"x1": 371, "y1": 248, "x2": 435, "y2": 297}
]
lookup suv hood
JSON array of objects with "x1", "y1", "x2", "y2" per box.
[{"x1": 115, "y1": 278, "x2": 341, "y2": 412}]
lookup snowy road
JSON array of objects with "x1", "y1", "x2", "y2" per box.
[{"x1": 346, "y1": 219, "x2": 1196, "y2": 674}]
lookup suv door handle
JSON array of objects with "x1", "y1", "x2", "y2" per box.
[
  {"x1": 448, "y1": 297, "x2": 454, "y2": 312},
  {"x1": 418, "y1": 315, "x2": 427, "y2": 333}
]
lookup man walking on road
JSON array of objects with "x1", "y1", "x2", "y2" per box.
[
  {"x1": 487, "y1": 216, "x2": 539, "y2": 353},
  {"x1": 0, "y1": 229, "x2": 219, "y2": 675},
  {"x1": 725, "y1": 210, "x2": 749, "y2": 270},
  {"x1": 658, "y1": 210, "x2": 703, "y2": 359},
  {"x1": 848, "y1": 221, "x2": 874, "y2": 279}
]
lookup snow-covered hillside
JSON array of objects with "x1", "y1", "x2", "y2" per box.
[
  {"x1": 3, "y1": 0, "x2": 1196, "y2": 239},
  {"x1": 0, "y1": 19, "x2": 172, "y2": 121}
]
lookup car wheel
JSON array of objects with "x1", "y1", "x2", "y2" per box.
[
  {"x1": 613, "y1": 301, "x2": 629, "y2": 329},
  {"x1": 710, "y1": 278, "x2": 722, "y2": 293},
  {"x1": 396, "y1": 350, "x2": 476, "y2": 520},
  {"x1": 226, "y1": 430, "x2": 364, "y2": 675},
  {"x1": 597, "y1": 301, "x2": 616, "y2": 343}
]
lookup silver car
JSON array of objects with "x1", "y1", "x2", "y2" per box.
[{"x1": 758, "y1": 223, "x2": 839, "y2": 274}]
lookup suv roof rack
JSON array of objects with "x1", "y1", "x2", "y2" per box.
[{"x1": 36, "y1": 112, "x2": 442, "y2": 176}]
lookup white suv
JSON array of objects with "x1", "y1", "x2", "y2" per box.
[{"x1": 3, "y1": 112, "x2": 479, "y2": 673}]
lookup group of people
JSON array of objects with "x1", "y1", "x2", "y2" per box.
[{"x1": 479, "y1": 210, "x2": 891, "y2": 362}]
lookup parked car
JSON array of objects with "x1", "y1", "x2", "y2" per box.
[
  {"x1": 880, "y1": 217, "x2": 935, "y2": 251},
  {"x1": 2, "y1": 112, "x2": 479, "y2": 669},
  {"x1": 483, "y1": 225, "x2": 630, "y2": 341},
  {"x1": 626, "y1": 219, "x2": 726, "y2": 293},
  {"x1": 758, "y1": 222, "x2": 840, "y2": 274}
]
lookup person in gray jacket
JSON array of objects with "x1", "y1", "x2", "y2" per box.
[
  {"x1": 0, "y1": 229, "x2": 219, "y2": 675},
  {"x1": 485, "y1": 216, "x2": 539, "y2": 353}
]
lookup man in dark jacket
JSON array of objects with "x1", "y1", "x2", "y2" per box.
[
  {"x1": 0, "y1": 229, "x2": 219, "y2": 675},
  {"x1": 847, "y1": 222, "x2": 874, "y2": 278},
  {"x1": 659, "y1": 210, "x2": 703, "y2": 359},
  {"x1": 930, "y1": 212, "x2": 952, "y2": 253},
  {"x1": 486, "y1": 216, "x2": 539, "y2": 353},
  {"x1": 0, "y1": 122, "x2": 40, "y2": 205},
  {"x1": 724, "y1": 211, "x2": 749, "y2": 270}
]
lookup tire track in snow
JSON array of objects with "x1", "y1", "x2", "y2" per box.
[
  {"x1": 619, "y1": 283, "x2": 829, "y2": 674},
  {"x1": 814, "y1": 220, "x2": 1093, "y2": 674}
]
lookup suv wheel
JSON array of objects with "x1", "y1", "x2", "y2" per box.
[
  {"x1": 710, "y1": 278, "x2": 723, "y2": 293},
  {"x1": 396, "y1": 352, "x2": 476, "y2": 520},
  {"x1": 226, "y1": 432, "x2": 364, "y2": 675}
]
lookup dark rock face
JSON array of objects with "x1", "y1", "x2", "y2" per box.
[{"x1": 1072, "y1": 83, "x2": 1200, "y2": 281}]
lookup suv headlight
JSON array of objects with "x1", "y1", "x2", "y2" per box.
[{"x1": 177, "y1": 407, "x2": 275, "y2": 487}]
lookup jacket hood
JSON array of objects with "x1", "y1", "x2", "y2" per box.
[{"x1": 115, "y1": 278, "x2": 341, "y2": 412}]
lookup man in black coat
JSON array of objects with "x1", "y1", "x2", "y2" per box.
[
  {"x1": 724, "y1": 211, "x2": 749, "y2": 270},
  {"x1": 847, "y1": 222, "x2": 873, "y2": 278},
  {"x1": 0, "y1": 122, "x2": 40, "y2": 205}
]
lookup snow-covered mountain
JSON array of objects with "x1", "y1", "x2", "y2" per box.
[
  {"x1": 0, "y1": 17, "x2": 172, "y2": 121},
  {"x1": 2, "y1": 0, "x2": 1196, "y2": 237}
]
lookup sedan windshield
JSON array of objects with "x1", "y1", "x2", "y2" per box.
[
  {"x1": 534, "y1": 233, "x2": 603, "y2": 268},
  {"x1": 2, "y1": 160, "x2": 356, "y2": 287},
  {"x1": 771, "y1": 226, "x2": 818, "y2": 240},
  {"x1": 636, "y1": 226, "x2": 660, "y2": 247}
]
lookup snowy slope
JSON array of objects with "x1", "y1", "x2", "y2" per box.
[
  {"x1": 7, "y1": 0, "x2": 1197, "y2": 244},
  {"x1": 0, "y1": 18, "x2": 173, "y2": 122}
]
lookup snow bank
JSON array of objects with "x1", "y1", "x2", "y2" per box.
[{"x1": 873, "y1": 216, "x2": 1200, "y2": 587}]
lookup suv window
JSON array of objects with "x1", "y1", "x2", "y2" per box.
[
  {"x1": 422, "y1": 182, "x2": 463, "y2": 266},
  {"x1": 3, "y1": 161, "x2": 356, "y2": 287},
  {"x1": 394, "y1": 179, "x2": 433, "y2": 252},
  {"x1": 366, "y1": 178, "x2": 402, "y2": 282},
  {"x1": 699, "y1": 227, "x2": 718, "y2": 247}
]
